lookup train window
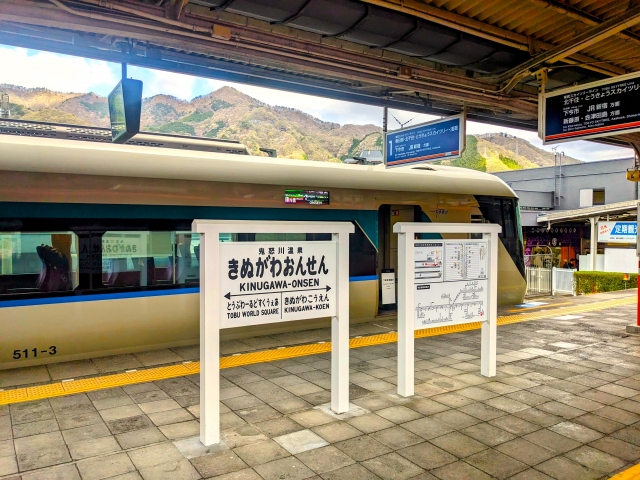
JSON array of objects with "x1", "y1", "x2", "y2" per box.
[
  {"x1": 0, "y1": 231, "x2": 77, "y2": 294},
  {"x1": 475, "y1": 196, "x2": 525, "y2": 278}
]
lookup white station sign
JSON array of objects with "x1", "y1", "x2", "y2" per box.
[{"x1": 220, "y1": 241, "x2": 336, "y2": 328}]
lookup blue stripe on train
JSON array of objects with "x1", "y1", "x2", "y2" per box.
[{"x1": 0, "y1": 276, "x2": 378, "y2": 308}]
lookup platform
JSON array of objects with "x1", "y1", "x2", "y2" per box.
[{"x1": 0, "y1": 290, "x2": 639, "y2": 479}]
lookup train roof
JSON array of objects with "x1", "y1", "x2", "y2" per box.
[{"x1": 0, "y1": 134, "x2": 516, "y2": 198}]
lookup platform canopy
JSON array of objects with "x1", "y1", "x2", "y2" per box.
[
  {"x1": 537, "y1": 200, "x2": 640, "y2": 225},
  {"x1": 2, "y1": 1, "x2": 640, "y2": 148}
]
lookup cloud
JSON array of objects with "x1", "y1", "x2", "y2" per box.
[
  {"x1": 0, "y1": 45, "x2": 119, "y2": 95},
  {"x1": 128, "y1": 66, "x2": 200, "y2": 100}
]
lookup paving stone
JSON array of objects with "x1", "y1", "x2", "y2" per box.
[
  {"x1": 0, "y1": 366, "x2": 50, "y2": 388},
  {"x1": 0, "y1": 455, "x2": 18, "y2": 476},
  {"x1": 158, "y1": 420, "x2": 200, "y2": 440},
  {"x1": 56, "y1": 412, "x2": 104, "y2": 430},
  {"x1": 461, "y1": 422, "x2": 516, "y2": 447},
  {"x1": 548, "y1": 421, "x2": 603, "y2": 443},
  {"x1": 594, "y1": 405, "x2": 640, "y2": 425},
  {"x1": 396, "y1": 442, "x2": 457, "y2": 470},
  {"x1": 431, "y1": 410, "x2": 480, "y2": 429},
  {"x1": 127, "y1": 442, "x2": 184, "y2": 471},
  {"x1": 360, "y1": 452, "x2": 423, "y2": 479},
  {"x1": 318, "y1": 462, "x2": 383, "y2": 479},
  {"x1": 147, "y1": 408, "x2": 193, "y2": 427},
  {"x1": 274, "y1": 429, "x2": 328, "y2": 455},
  {"x1": 289, "y1": 409, "x2": 336, "y2": 428},
  {"x1": 20, "y1": 464, "x2": 81, "y2": 480},
  {"x1": 429, "y1": 431, "x2": 488, "y2": 458},
  {"x1": 512, "y1": 407, "x2": 563, "y2": 428},
  {"x1": 564, "y1": 445, "x2": 626, "y2": 474},
  {"x1": 374, "y1": 405, "x2": 422, "y2": 423},
  {"x1": 154, "y1": 378, "x2": 200, "y2": 398},
  {"x1": 507, "y1": 469, "x2": 555, "y2": 480},
  {"x1": 523, "y1": 429, "x2": 581, "y2": 454},
  {"x1": 107, "y1": 414, "x2": 155, "y2": 435},
  {"x1": 222, "y1": 395, "x2": 264, "y2": 411},
  {"x1": 311, "y1": 422, "x2": 362, "y2": 443},
  {"x1": 334, "y1": 435, "x2": 391, "y2": 462},
  {"x1": 457, "y1": 402, "x2": 507, "y2": 421},
  {"x1": 256, "y1": 416, "x2": 304, "y2": 438},
  {"x1": 401, "y1": 417, "x2": 454, "y2": 440},
  {"x1": 489, "y1": 415, "x2": 540, "y2": 436},
  {"x1": 534, "y1": 456, "x2": 601, "y2": 480},
  {"x1": 572, "y1": 413, "x2": 624, "y2": 434},
  {"x1": 430, "y1": 460, "x2": 493, "y2": 480},
  {"x1": 589, "y1": 436, "x2": 640, "y2": 462},
  {"x1": 130, "y1": 390, "x2": 170, "y2": 404},
  {"x1": 295, "y1": 445, "x2": 355, "y2": 474},
  {"x1": 483, "y1": 396, "x2": 531, "y2": 413},
  {"x1": 191, "y1": 450, "x2": 248, "y2": 477},
  {"x1": 404, "y1": 398, "x2": 450, "y2": 416},
  {"x1": 596, "y1": 384, "x2": 639, "y2": 398},
  {"x1": 99, "y1": 404, "x2": 144, "y2": 422},
  {"x1": 116, "y1": 427, "x2": 167, "y2": 449},
  {"x1": 68, "y1": 435, "x2": 121, "y2": 460},
  {"x1": 369, "y1": 426, "x2": 423, "y2": 450},
  {"x1": 253, "y1": 456, "x2": 314, "y2": 480},
  {"x1": 495, "y1": 438, "x2": 556, "y2": 465},
  {"x1": 464, "y1": 449, "x2": 528, "y2": 479},
  {"x1": 12, "y1": 418, "x2": 59, "y2": 438},
  {"x1": 221, "y1": 412, "x2": 247, "y2": 430},
  {"x1": 233, "y1": 439, "x2": 290, "y2": 466},
  {"x1": 430, "y1": 393, "x2": 475, "y2": 408},
  {"x1": 235, "y1": 404, "x2": 282, "y2": 424},
  {"x1": 77, "y1": 453, "x2": 135, "y2": 480},
  {"x1": 344, "y1": 413, "x2": 394, "y2": 434},
  {"x1": 137, "y1": 458, "x2": 201, "y2": 480},
  {"x1": 93, "y1": 395, "x2": 135, "y2": 411},
  {"x1": 270, "y1": 397, "x2": 314, "y2": 414},
  {"x1": 10, "y1": 400, "x2": 54, "y2": 425},
  {"x1": 64, "y1": 423, "x2": 113, "y2": 447}
]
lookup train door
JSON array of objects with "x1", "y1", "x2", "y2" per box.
[{"x1": 377, "y1": 205, "x2": 421, "y2": 313}]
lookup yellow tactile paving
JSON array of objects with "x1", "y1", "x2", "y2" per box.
[
  {"x1": 610, "y1": 463, "x2": 640, "y2": 480},
  {"x1": 0, "y1": 295, "x2": 635, "y2": 406}
]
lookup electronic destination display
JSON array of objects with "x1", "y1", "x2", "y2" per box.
[
  {"x1": 108, "y1": 78, "x2": 143, "y2": 144},
  {"x1": 542, "y1": 71, "x2": 640, "y2": 144},
  {"x1": 285, "y1": 190, "x2": 330, "y2": 205}
]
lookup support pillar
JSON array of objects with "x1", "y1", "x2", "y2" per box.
[{"x1": 590, "y1": 217, "x2": 597, "y2": 271}]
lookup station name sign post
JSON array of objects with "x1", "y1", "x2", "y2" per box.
[
  {"x1": 393, "y1": 223, "x2": 501, "y2": 397},
  {"x1": 541, "y1": 71, "x2": 640, "y2": 144},
  {"x1": 192, "y1": 220, "x2": 353, "y2": 446},
  {"x1": 385, "y1": 114, "x2": 465, "y2": 168}
]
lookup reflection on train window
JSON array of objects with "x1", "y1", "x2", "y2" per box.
[
  {"x1": 0, "y1": 232, "x2": 77, "y2": 294},
  {"x1": 101, "y1": 231, "x2": 201, "y2": 288}
]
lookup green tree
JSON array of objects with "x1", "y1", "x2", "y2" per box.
[{"x1": 449, "y1": 135, "x2": 486, "y2": 172}]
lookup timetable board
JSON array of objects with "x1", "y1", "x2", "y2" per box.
[{"x1": 414, "y1": 240, "x2": 488, "y2": 329}]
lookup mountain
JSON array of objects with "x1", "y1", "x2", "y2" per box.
[{"x1": 0, "y1": 83, "x2": 582, "y2": 170}]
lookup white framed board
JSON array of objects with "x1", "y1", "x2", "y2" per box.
[{"x1": 414, "y1": 240, "x2": 488, "y2": 328}]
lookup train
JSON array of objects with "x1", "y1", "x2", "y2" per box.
[{"x1": 0, "y1": 120, "x2": 526, "y2": 369}]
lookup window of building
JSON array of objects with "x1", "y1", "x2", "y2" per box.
[{"x1": 593, "y1": 189, "x2": 605, "y2": 206}]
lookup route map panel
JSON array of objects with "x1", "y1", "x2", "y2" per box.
[
  {"x1": 220, "y1": 241, "x2": 336, "y2": 328},
  {"x1": 414, "y1": 240, "x2": 488, "y2": 329}
]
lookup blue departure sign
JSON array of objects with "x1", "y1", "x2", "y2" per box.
[{"x1": 385, "y1": 115, "x2": 465, "y2": 168}]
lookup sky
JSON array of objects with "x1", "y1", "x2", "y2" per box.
[{"x1": 0, "y1": 45, "x2": 632, "y2": 162}]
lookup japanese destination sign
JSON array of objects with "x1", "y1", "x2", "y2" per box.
[
  {"x1": 384, "y1": 114, "x2": 465, "y2": 168},
  {"x1": 598, "y1": 221, "x2": 638, "y2": 244},
  {"x1": 220, "y1": 241, "x2": 336, "y2": 328},
  {"x1": 542, "y1": 71, "x2": 640, "y2": 144}
]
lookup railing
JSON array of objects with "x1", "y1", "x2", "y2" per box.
[
  {"x1": 552, "y1": 267, "x2": 576, "y2": 296},
  {"x1": 524, "y1": 253, "x2": 553, "y2": 296}
]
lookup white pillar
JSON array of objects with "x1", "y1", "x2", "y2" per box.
[
  {"x1": 200, "y1": 231, "x2": 220, "y2": 446},
  {"x1": 590, "y1": 217, "x2": 597, "y2": 271},
  {"x1": 481, "y1": 234, "x2": 498, "y2": 377},
  {"x1": 331, "y1": 232, "x2": 350, "y2": 413},
  {"x1": 397, "y1": 232, "x2": 414, "y2": 397}
]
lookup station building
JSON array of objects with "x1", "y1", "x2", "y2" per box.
[{"x1": 493, "y1": 158, "x2": 638, "y2": 272}]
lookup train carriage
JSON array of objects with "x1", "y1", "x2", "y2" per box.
[{"x1": 0, "y1": 120, "x2": 526, "y2": 368}]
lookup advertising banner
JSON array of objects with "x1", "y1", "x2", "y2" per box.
[{"x1": 598, "y1": 221, "x2": 637, "y2": 244}]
